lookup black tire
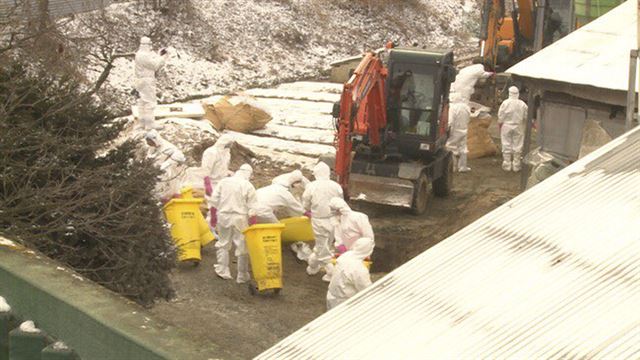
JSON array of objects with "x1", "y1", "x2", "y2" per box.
[
  {"x1": 433, "y1": 153, "x2": 453, "y2": 197},
  {"x1": 411, "y1": 173, "x2": 430, "y2": 215}
]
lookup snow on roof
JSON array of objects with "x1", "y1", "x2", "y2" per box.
[
  {"x1": 258, "y1": 125, "x2": 640, "y2": 359},
  {"x1": 507, "y1": 0, "x2": 636, "y2": 92}
]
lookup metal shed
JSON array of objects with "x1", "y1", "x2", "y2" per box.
[
  {"x1": 258, "y1": 124, "x2": 640, "y2": 359},
  {"x1": 505, "y1": 0, "x2": 636, "y2": 188}
]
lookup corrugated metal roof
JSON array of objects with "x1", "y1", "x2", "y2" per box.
[
  {"x1": 507, "y1": 0, "x2": 636, "y2": 92},
  {"x1": 258, "y1": 125, "x2": 640, "y2": 359}
]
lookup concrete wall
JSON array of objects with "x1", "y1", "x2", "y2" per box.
[
  {"x1": 0, "y1": 241, "x2": 239, "y2": 360},
  {"x1": 329, "y1": 57, "x2": 362, "y2": 83}
]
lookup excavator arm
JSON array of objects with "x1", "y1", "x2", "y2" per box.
[
  {"x1": 334, "y1": 52, "x2": 388, "y2": 196},
  {"x1": 479, "y1": 0, "x2": 536, "y2": 70}
]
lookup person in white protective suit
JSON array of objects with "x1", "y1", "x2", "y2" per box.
[
  {"x1": 302, "y1": 162, "x2": 344, "y2": 276},
  {"x1": 271, "y1": 170, "x2": 310, "y2": 190},
  {"x1": 326, "y1": 237, "x2": 375, "y2": 310},
  {"x1": 323, "y1": 197, "x2": 374, "y2": 282},
  {"x1": 209, "y1": 164, "x2": 257, "y2": 282},
  {"x1": 134, "y1": 37, "x2": 166, "y2": 130},
  {"x1": 445, "y1": 92, "x2": 472, "y2": 172},
  {"x1": 254, "y1": 172, "x2": 306, "y2": 224},
  {"x1": 200, "y1": 135, "x2": 236, "y2": 227},
  {"x1": 450, "y1": 63, "x2": 493, "y2": 102},
  {"x1": 498, "y1": 86, "x2": 528, "y2": 172},
  {"x1": 144, "y1": 130, "x2": 186, "y2": 199}
]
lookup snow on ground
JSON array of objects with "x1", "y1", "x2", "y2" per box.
[
  {"x1": 63, "y1": 0, "x2": 479, "y2": 111},
  {"x1": 115, "y1": 81, "x2": 339, "y2": 192},
  {"x1": 0, "y1": 236, "x2": 17, "y2": 248}
]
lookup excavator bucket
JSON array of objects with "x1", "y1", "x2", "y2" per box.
[{"x1": 348, "y1": 173, "x2": 415, "y2": 208}]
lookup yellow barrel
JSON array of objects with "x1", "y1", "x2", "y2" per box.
[
  {"x1": 163, "y1": 188, "x2": 215, "y2": 262},
  {"x1": 279, "y1": 216, "x2": 315, "y2": 243},
  {"x1": 243, "y1": 224, "x2": 286, "y2": 291}
]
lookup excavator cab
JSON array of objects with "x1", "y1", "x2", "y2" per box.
[
  {"x1": 343, "y1": 48, "x2": 456, "y2": 214},
  {"x1": 385, "y1": 49, "x2": 455, "y2": 158}
]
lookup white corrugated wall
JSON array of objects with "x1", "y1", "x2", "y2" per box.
[{"x1": 258, "y1": 126, "x2": 640, "y2": 359}]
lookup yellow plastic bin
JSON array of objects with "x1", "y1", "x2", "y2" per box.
[
  {"x1": 243, "y1": 223, "x2": 286, "y2": 294},
  {"x1": 279, "y1": 216, "x2": 315, "y2": 243},
  {"x1": 163, "y1": 187, "x2": 215, "y2": 263}
]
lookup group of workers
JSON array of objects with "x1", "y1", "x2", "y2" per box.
[
  {"x1": 135, "y1": 37, "x2": 529, "y2": 311},
  {"x1": 196, "y1": 133, "x2": 374, "y2": 310},
  {"x1": 446, "y1": 63, "x2": 529, "y2": 173}
]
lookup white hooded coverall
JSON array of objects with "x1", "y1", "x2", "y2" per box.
[
  {"x1": 134, "y1": 37, "x2": 165, "y2": 130},
  {"x1": 272, "y1": 170, "x2": 309, "y2": 190},
  {"x1": 184, "y1": 134, "x2": 234, "y2": 193},
  {"x1": 145, "y1": 130, "x2": 186, "y2": 199},
  {"x1": 210, "y1": 164, "x2": 257, "y2": 283},
  {"x1": 329, "y1": 197, "x2": 375, "y2": 251},
  {"x1": 445, "y1": 92, "x2": 472, "y2": 172},
  {"x1": 450, "y1": 64, "x2": 493, "y2": 103},
  {"x1": 498, "y1": 86, "x2": 528, "y2": 172},
  {"x1": 254, "y1": 174, "x2": 305, "y2": 224},
  {"x1": 326, "y1": 237, "x2": 375, "y2": 310},
  {"x1": 302, "y1": 162, "x2": 344, "y2": 275}
]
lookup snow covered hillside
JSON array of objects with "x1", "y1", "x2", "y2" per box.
[{"x1": 65, "y1": 0, "x2": 479, "y2": 111}]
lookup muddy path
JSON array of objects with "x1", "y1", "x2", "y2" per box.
[{"x1": 149, "y1": 154, "x2": 521, "y2": 359}]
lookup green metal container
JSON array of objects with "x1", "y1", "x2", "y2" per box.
[{"x1": 574, "y1": 0, "x2": 624, "y2": 27}]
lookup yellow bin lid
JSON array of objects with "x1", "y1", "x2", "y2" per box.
[{"x1": 242, "y1": 223, "x2": 285, "y2": 234}]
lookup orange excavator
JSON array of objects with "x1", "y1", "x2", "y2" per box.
[{"x1": 331, "y1": 46, "x2": 456, "y2": 214}]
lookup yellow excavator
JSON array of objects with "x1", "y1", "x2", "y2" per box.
[{"x1": 479, "y1": 0, "x2": 571, "y2": 72}]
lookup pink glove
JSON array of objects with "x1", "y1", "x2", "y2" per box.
[
  {"x1": 304, "y1": 211, "x2": 312, "y2": 218},
  {"x1": 248, "y1": 216, "x2": 257, "y2": 226},
  {"x1": 204, "y1": 176, "x2": 213, "y2": 196},
  {"x1": 336, "y1": 244, "x2": 347, "y2": 254},
  {"x1": 209, "y1": 208, "x2": 217, "y2": 228}
]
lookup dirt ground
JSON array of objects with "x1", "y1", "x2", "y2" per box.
[{"x1": 149, "y1": 145, "x2": 521, "y2": 358}]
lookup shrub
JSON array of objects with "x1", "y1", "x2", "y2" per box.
[{"x1": 0, "y1": 64, "x2": 176, "y2": 306}]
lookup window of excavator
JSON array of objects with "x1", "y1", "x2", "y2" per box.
[{"x1": 388, "y1": 64, "x2": 437, "y2": 137}]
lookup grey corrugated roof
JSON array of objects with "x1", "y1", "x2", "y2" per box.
[{"x1": 258, "y1": 125, "x2": 640, "y2": 359}]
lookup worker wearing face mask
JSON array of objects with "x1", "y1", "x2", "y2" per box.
[
  {"x1": 498, "y1": 86, "x2": 528, "y2": 172},
  {"x1": 326, "y1": 237, "x2": 375, "y2": 310},
  {"x1": 303, "y1": 162, "x2": 344, "y2": 276},
  {"x1": 209, "y1": 164, "x2": 257, "y2": 283},
  {"x1": 134, "y1": 36, "x2": 166, "y2": 131},
  {"x1": 254, "y1": 171, "x2": 306, "y2": 224},
  {"x1": 446, "y1": 92, "x2": 472, "y2": 172}
]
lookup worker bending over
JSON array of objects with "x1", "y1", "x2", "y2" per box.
[
  {"x1": 326, "y1": 237, "x2": 375, "y2": 310},
  {"x1": 451, "y1": 63, "x2": 493, "y2": 103},
  {"x1": 272, "y1": 170, "x2": 310, "y2": 190},
  {"x1": 302, "y1": 162, "x2": 344, "y2": 276},
  {"x1": 446, "y1": 92, "x2": 472, "y2": 172},
  {"x1": 209, "y1": 164, "x2": 257, "y2": 283},
  {"x1": 324, "y1": 197, "x2": 374, "y2": 282},
  {"x1": 254, "y1": 171, "x2": 306, "y2": 224},
  {"x1": 498, "y1": 86, "x2": 528, "y2": 172}
]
